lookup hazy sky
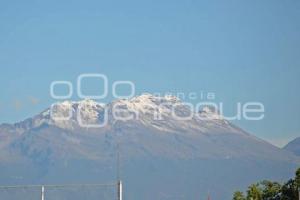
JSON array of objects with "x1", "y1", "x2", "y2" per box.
[{"x1": 0, "y1": 0, "x2": 299, "y2": 147}]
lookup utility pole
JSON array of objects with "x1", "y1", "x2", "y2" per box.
[
  {"x1": 117, "y1": 180, "x2": 122, "y2": 200},
  {"x1": 41, "y1": 186, "x2": 45, "y2": 200},
  {"x1": 117, "y1": 143, "x2": 120, "y2": 181},
  {"x1": 116, "y1": 144, "x2": 122, "y2": 200}
]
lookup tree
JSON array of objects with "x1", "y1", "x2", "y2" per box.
[
  {"x1": 295, "y1": 168, "x2": 300, "y2": 188},
  {"x1": 295, "y1": 168, "x2": 300, "y2": 200},
  {"x1": 281, "y1": 179, "x2": 298, "y2": 200},
  {"x1": 233, "y1": 191, "x2": 246, "y2": 200},
  {"x1": 260, "y1": 180, "x2": 281, "y2": 200},
  {"x1": 232, "y1": 168, "x2": 300, "y2": 200},
  {"x1": 246, "y1": 184, "x2": 262, "y2": 200}
]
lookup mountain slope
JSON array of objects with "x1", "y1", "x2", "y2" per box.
[
  {"x1": 0, "y1": 94, "x2": 299, "y2": 200},
  {"x1": 284, "y1": 137, "x2": 300, "y2": 156}
]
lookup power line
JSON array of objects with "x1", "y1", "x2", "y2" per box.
[{"x1": 0, "y1": 183, "x2": 116, "y2": 190}]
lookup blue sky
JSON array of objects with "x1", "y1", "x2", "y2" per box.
[{"x1": 0, "y1": 0, "x2": 299, "y2": 146}]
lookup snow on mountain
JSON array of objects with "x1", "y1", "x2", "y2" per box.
[
  {"x1": 0, "y1": 94, "x2": 299, "y2": 200},
  {"x1": 6, "y1": 94, "x2": 236, "y2": 134},
  {"x1": 0, "y1": 94, "x2": 297, "y2": 161}
]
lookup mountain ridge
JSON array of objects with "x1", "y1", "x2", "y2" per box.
[
  {"x1": 284, "y1": 137, "x2": 300, "y2": 156},
  {"x1": 0, "y1": 94, "x2": 299, "y2": 200}
]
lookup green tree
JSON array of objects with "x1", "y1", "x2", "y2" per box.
[
  {"x1": 281, "y1": 179, "x2": 298, "y2": 200},
  {"x1": 247, "y1": 184, "x2": 262, "y2": 200},
  {"x1": 232, "y1": 168, "x2": 300, "y2": 200},
  {"x1": 233, "y1": 191, "x2": 246, "y2": 200},
  {"x1": 295, "y1": 168, "x2": 300, "y2": 188},
  {"x1": 260, "y1": 180, "x2": 281, "y2": 200},
  {"x1": 295, "y1": 168, "x2": 300, "y2": 200}
]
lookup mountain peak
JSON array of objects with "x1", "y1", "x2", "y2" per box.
[
  {"x1": 1, "y1": 94, "x2": 231, "y2": 133},
  {"x1": 0, "y1": 96, "x2": 298, "y2": 200},
  {"x1": 129, "y1": 93, "x2": 181, "y2": 104}
]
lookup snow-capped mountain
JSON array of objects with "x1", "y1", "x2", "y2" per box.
[
  {"x1": 0, "y1": 94, "x2": 299, "y2": 200},
  {"x1": 6, "y1": 94, "x2": 235, "y2": 133}
]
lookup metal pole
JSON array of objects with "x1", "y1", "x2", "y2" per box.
[
  {"x1": 117, "y1": 180, "x2": 122, "y2": 200},
  {"x1": 41, "y1": 186, "x2": 45, "y2": 200},
  {"x1": 117, "y1": 144, "x2": 120, "y2": 181},
  {"x1": 116, "y1": 143, "x2": 122, "y2": 200}
]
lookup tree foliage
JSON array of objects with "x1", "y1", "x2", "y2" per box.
[
  {"x1": 261, "y1": 180, "x2": 281, "y2": 200},
  {"x1": 233, "y1": 191, "x2": 246, "y2": 200},
  {"x1": 247, "y1": 184, "x2": 262, "y2": 200},
  {"x1": 232, "y1": 168, "x2": 300, "y2": 200},
  {"x1": 296, "y1": 168, "x2": 300, "y2": 188}
]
